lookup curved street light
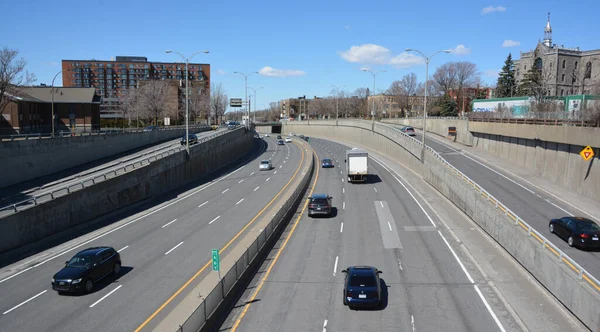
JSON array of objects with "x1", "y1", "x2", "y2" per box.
[
  {"x1": 51, "y1": 71, "x2": 63, "y2": 138},
  {"x1": 248, "y1": 86, "x2": 263, "y2": 122},
  {"x1": 234, "y1": 71, "x2": 259, "y2": 129},
  {"x1": 362, "y1": 69, "x2": 386, "y2": 131},
  {"x1": 331, "y1": 84, "x2": 345, "y2": 126}
]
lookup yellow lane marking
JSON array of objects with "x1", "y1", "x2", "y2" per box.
[
  {"x1": 230, "y1": 148, "x2": 320, "y2": 332},
  {"x1": 134, "y1": 141, "x2": 306, "y2": 332}
]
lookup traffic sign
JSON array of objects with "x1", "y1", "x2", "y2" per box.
[
  {"x1": 230, "y1": 98, "x2": 243, "y2": 107},
  {"x1": 580, "y1": 146, "x2": 595, "y2": 161},
  {"x1": 212, "y1": 249, "x2": 220, "y2": 271}
]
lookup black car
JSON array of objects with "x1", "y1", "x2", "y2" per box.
[
  {"x1": 308, "y1": 193, "x2": 332, "y2": 217},
  {"x1": 342, "y1": 266, "x2": 382, "y2": 309},
  {"x1": 181, "y1": 133, "x2": 199, "y2": 145},
  {"x1": 321, "y1": 158, "x2": 334, "y2": 168},
  {"x1": 277, "y1": 135, "x2": 282, "y2": 139},
  {"x1": 278, "y1": 140, "x2": 285, "y2": 145},
  {"x1": 52, "y1": 247, "x2": 121, "y2": 294},
  {"x1": 549, "y1": 217, "x2": 600, "y2": 248}
]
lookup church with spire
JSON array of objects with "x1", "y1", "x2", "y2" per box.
[{"x1": 514, "y1": 13, "x2": 600, "y2": 96}]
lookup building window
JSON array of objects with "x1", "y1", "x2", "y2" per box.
[
  {"x1": 524, "y1": 65, "x2": 527, "y2": 70},
  {"x1": 575, "y1": 61, "x2": 578, "y2": 70},
  {"x1": 585, "y1": 62, "x2": 592, "y2": 79},
  {"x1": 561, "y1": 74, "x2": 565, "y2": 82},
  {"x1": 560, "y1": 89, "x2": 564, "y2": 96},
  {"x1": 562, "y1": 60, "x2": 566, "y2": 68}
]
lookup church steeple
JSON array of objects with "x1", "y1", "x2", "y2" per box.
[{"x1": 543, "y1": 12, "x2": 552, "y2": 47}]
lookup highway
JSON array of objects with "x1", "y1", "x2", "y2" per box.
[
  {"x1": 226, "y1": 137, "x2": 519, "y2": 332},
  {"x1": 399, "y1": 127, "x2": 600, "y2": 279},
  {"x1": 0, "y1": 128, "x2": 223, "y2": 217},
  {"x1": 0, "y1": 135, "x2": 304, "y2": 332}
]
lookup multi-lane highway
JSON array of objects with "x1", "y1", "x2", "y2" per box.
[
  {"x1": 0, "y1": 135, "x2": 304, "y2": 332},
  {"x1": 0, "y1": 128, "x2": 223, "y2": 217},
  {"x1": 398, "y1": 127, "x2": 600, "y2": 279},
  {"x1": 226, "y1": 137, "x2": 522, "y2": 332}
]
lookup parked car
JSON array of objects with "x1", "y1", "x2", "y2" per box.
[
  {"x1": 401, "y1": 126, "x2": 416, "y2": 136},
  {"x1": 321, "y1": 158, "x2": 334, "y2": 168},
  {"x1": 259, "y1": 160, "x2": 273, "y2": 171},
  {"x1": 52, "y1": 247, "x2": 121, "y2": 294},
  {"x1": 308, "y1": 193, "x2": 333, "y2": 217},
  {"x1": 549, "y1": 217, "x2": 600, "y2": 248},
  {"x1": 342, "y1": 266, "x2": 382, "y2": 309},
  {"x1": 181, "y1": 133, "x2": 199, "y2": 145},
  {"x1": 285, "y1": 137, "x2": 292, "y2": 143}
]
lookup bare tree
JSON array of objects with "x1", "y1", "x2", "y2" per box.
[
  {"x1": 348, "y1": 88, "x2": 369, "y2": 117},
  {"x1": 210, "y1": 82, "x2": 228, "y2": 125},
  {"x1": 181, "y1": 83, "x2": 209, "y2": 125},
  {"x1": 268, "y1": 102, "x2": 280, "y2": 121},
  {"x1": 137, "y1": 80, "x2": 172, "y2": 125},
  {"x1": 431, "y1": 61, "x2": 480, "y2": 113},
  {"x1": 0, "y1": 47, "x2": 37, "y2": 114},
  {"x1": 118, "y1": 88, "x2": 141, "y2": 127}
]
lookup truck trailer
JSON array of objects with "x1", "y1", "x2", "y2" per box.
[{"x1": 345, "y1": 148, "x2": 368, "y2": 183}]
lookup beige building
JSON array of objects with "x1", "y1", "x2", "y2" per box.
[
  {"x1": 514, "y1": 15, "x2": 600, "y2": 96},
  {"x1": 280, "y1": 97, "x2": 311, "y2": 119},
  {"x1": 367, "y1": 94, "x2": 441, "y2": 117}
]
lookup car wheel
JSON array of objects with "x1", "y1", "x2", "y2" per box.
[
  {"x1": 85, "y1": 280, "x2": 94, "y2": 293},
  {"x1": 343, "y1": 296, "x2": 348, "y2": 306},
  {"x1": 113, "y1": 262, "x2": 121, "y2": 275},
  {"x1": 568, "y1": 236, "x2": 575, "y2": 247},
  {"x1": 549, "y1": 224, "x2": 554, "y2": 233}
]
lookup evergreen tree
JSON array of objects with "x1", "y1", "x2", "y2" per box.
[
  {"x1": 496, "y1": 53, "x2": 516, "y2": 97},
  {"x1": 440, "y1": 94, "x2": 458, "y2": 116}
]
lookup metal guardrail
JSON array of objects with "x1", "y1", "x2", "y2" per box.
[
  {"x1": 378, "y1": 122, "x2": 600, "y2": 292},
  {"x1": 0, "y1": 125, "x2": 211, "y2": 142},
  {"x1": 0, "y1": 128, "x2": 237, "y2": 216}
]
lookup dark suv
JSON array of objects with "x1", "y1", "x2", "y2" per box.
[
  {"x1": 342, "y1": 266, "x2": 383, "y2": 309},
  {"x1": 308, "y1": 193, "x2": 333, "y2": 217},
  {"x1": 181, "y1": 133, "x2": 199, "y2": 145},
  {"x1": 52, "y1": 247, "x2": 121, "y2": 294}
]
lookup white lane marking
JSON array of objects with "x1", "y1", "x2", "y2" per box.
[
  {"x1": 374, "y1": 188, "x2": 378, "y2": 193},
  {"x1": 340, "y1": 223, "x2": 344, "y2": 233},
  {"x1": 411, "y1": 315, "x2": 416, "y2": 332},
  {"x1": 387, "y1": 221, "x2": 393, "y2": 231},
  {"x1": 238, "y1": 179, "x2": 244, "y2": 184},
  {"x1": 343, "y1": 202, "x2": 346, "y2": 210},
  {"x1": 274, "y1": 171, "x2": 277, "y2": 174},
  {"x1": 0, "y1": 160, "x2": 251, "y2": 284},
  {"x1": 371, "y1": 157, "x2": 437, "y2": 227},
  {"x1": 3, "y1": 290, "x2": 47, "y2": 314},
  {"x1": 438, "y1": 230, "x2": 474, "y2": 283},
  {"x1": 209, "y1": 216, "x2": 221, "y2": 224},
  {"x1": 474, "y1": 284, "x2": 507, "y2": 332},
  {"x1": 254, "y1": 186, "x2": 260, "y2": 191},
  {"x1": 546, "y1": 199, "x2": 572, "y2": 215},
  {"x1": 222, "y1": 188, "x2": 229, "y2": 194},
  {"x1": 342, "y1": 188, "x2": 345, "y2": 194},
  {"x1": 162, "y1": 219, "x2": 177, "y2": 228},
  {"x1": 250, "y1": 172, "x2": 255, "y2": 175},
  {"x1": 89, "y1": 285, "x2": 122, "y2": 308},
  {"x1": 165, "y1": 241, "x2": 184, "y2": 255},
  {"x1": 333, "y1": 256, "x2": 339, "y2": 276},
  {"x1": 283, "y1": 161, "x2": 286, "y2": 164},
  {"x1": 117, "y1": 246, "x2": 129, "y2": 253},
  {"x1": 322, "y1": 319, "x2": 328, "y2": 332},
  {"x1": 236, "y1": 198, "x2": 244, "y2": 205},
  {"x1": 380, "y1": 201, "x2": 384, "y2": 208},
  {"x1": 279, "y1": 165, "x2": 283, "y2": 168},
  {"x1": 398, "y1": 258, "x2": 403, "y2": 270},
  {"x1": 341, "y1": 178, "x2": 344, "y2": 183},
  {"x1": 199, "y1": 201, "x2": 208, "y2": 208},
  {"x1": 266, "y1": 177, "x2": 271, "y2": 182}
]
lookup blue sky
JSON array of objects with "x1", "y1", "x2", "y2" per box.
[{"x1": 2, "y1": 0, "x2": 599, "y2": 110}]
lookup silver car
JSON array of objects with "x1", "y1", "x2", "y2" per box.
[{"x1": 259, "y1": 160, "x2": 272, "y2": 171}]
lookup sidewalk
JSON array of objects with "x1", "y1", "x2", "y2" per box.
[{"x1": 420, "y1": 128, "x2": 600, "y2": 220}]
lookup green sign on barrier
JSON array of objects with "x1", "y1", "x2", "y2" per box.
[{"x1": 212, "y1": 249, "x2": 220, "y2": 272}]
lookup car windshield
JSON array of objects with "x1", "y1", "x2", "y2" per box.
[
  {"x1": 349, "y1": 275, "x2": 377, "y2": 287},
  {"x1": 261, "y1": 161, "x2": 270, "y2": 165},
  {"x1": 311, "y1": 198, "x2": 328, "y2": 204},
  {"x1": 66, "y1": 253, "x2": 96, "y2": 267},
  {"x1": 577, "y1": 221, "x2": 600, "y2": 232},
  {"x1": 323, "y1": 159, "x2": 331, "y2": 163}
]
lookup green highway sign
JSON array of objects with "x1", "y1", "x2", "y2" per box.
[{"x1": 212, "y1": 249, "x2": 220, "y2": 271}]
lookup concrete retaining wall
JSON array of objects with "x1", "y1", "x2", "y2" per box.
[
  {"x1": 382, "y1": 118, "x2": 474, "y2": 146},
  {"x1": 0, "y1": 125, "x2": 211, "y2": 189},
  {"x1": 0, "y1": 128, "x2": 254, "y2": 254},
  {"x1": 283, "y1": 120, "x2": 600, "y2": 331}
]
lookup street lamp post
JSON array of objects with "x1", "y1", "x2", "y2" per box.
[
  {"x1": 405, "y1": 48, "x2": 451, "y2": 163},
  {"x1": 166, "y1": 49, "x2": 210, "y2": 155},
  {"x1": 234, "y1": 71, "x2": 259, "y2": 129},
  {"x1": 51, "y1": 71, "x2": 62, "y2": 138},
  {"x1": 362, "y1": 69, "x2": 386, "y2": 131},
  {"x1": 331, "y1": 85, "x2": 345, "y2": 126},
  {"x1": 248, "y1": 86, "x2": 263, "y2": 122}
]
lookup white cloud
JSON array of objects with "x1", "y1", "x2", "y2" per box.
[
  {"x1": 502, "y1": 39, "x2": 520, "y2": 47},
  {"x1": 216, "y1": 69, "x2": 227, "y2": 75},
  {"x1": 338, "y1": 44, "x2": 424, "y2": 68},
  {"x1": 450, "y1": 44, "x2": 471, "y2": 55},
  {"x1": 484, "y1": 69, "x2": 501, "y2": 79},
  {"x1": 482, "y1": 6, "x2": 506, "y2": 14},
  {"x1": 258, "y1": 66, "x2": 305, "y2": 77},
  {"x1": 48, "y1": 61, "x2": 58, "y2": 66},
  {"x1": 344, "y1": 25, "x2": 351, "y2": 29}
]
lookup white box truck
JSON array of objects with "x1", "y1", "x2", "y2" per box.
[{"x1": 345, "y1": 148, "x2": 368, "y2": 183}]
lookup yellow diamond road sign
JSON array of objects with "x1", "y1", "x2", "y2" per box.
[{"x1": 580, "y1": 146, "x2": 595, "y2": 161}]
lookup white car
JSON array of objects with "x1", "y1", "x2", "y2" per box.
[
  {"x1": 259, "y1": 160, "x2": 272, "y2": 171},
  {"x1": 285, "y1": 137, "x2": 292, "y2": 143}
]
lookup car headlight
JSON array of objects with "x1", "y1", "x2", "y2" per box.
[
  {"x1": 72, "y1": 278, "x2": 82, "y2": 284},
  {"x1": 52, "y1": 278, "x2": 55, "y2": 283}
]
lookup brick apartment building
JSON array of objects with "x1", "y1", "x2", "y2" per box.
[{"x1": 62, "y1": 56, "x2": 210, "y2": 118}]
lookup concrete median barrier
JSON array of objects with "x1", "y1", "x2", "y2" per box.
[
  {"x1": 0, "y1": 128, "x2": 254, "y2": 255},
  {"x1": 282, "y1": 119, "x2": 600, "y2": 331}
]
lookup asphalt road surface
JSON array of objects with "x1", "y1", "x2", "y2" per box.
[
  {"x1": 0, "y1": 128, "x2": 224, "y2": 217},
  {"x1": 0, "y1": 136, "x2": 304, "y2": 332},
  {"x1": 401, "y1": 128, "x2": 600, "y2": 280},
  {"x1": 227, "y1": 137, "x2": 518, "y2": 332}
]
